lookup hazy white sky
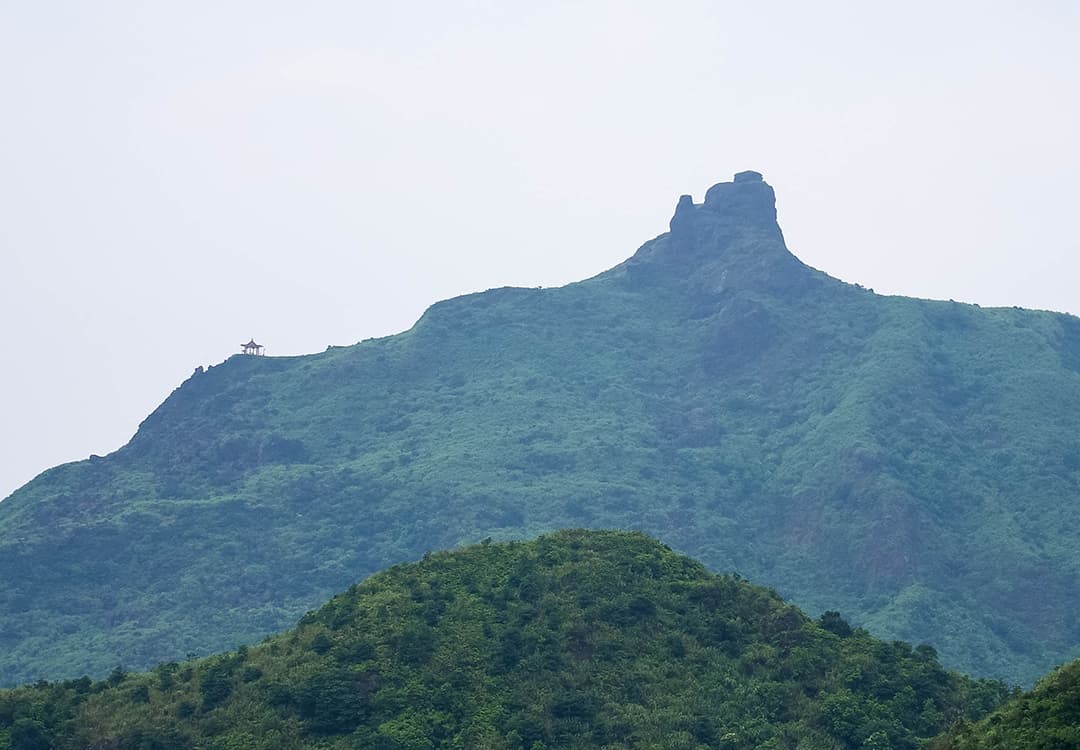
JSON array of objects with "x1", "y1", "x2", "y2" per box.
[{"x1": 2, "y1": 1, "x2": 1078, "y2": 499}]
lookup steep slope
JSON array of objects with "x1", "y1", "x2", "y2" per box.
[
  {"x1": 0, "y1": 531, "x2": 1010, "y2": 750},
  {"x1": 3, "y1": 172, "x2": 1080, "y2": 685},
  {"x1": 929, "y1": 658, "x2": 1080, "y2": 748}
]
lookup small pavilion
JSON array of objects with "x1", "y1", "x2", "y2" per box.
[{"x1": 241, "y1": 339, "x2": 265, "y2": 356}]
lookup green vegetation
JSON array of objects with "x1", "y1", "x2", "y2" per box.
[
  {"x1": 0, "y1": 531, "x2": 1012, "y2": 750},
  {"x1": 929, "y1": 658, "x2": 1080, "y2": 749},
  {"x1": 2, "y1": 174, "x2": 1080, "y2": 686}
]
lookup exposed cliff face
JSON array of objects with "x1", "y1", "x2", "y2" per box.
[
  {"x1": 623, "y1": 171, "x2": 825, "y2": 300},
  {"x1": 2, "y1": 174, "x2": 1079, "y2": 687}
]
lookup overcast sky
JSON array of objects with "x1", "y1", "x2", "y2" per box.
[{"x1": 2, "y1": 1, "x2": 1078, "y2": 500}]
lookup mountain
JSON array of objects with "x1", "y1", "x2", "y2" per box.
[
  {"x1": 0, "y1": 531, "x2": 1011, "y2": 750},
  {"x1": 929, "y1": 658, "x2": 1080, "y2": 748},
  {"x1": 3, "y1": 171, "x2": 1080, "y2": 686}
]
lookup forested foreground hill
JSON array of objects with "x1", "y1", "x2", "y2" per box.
[
  {"x1": 4, "y1": 172, "x2": 1080, "y2": 685},
  {"x1": 929, "y1": 658, "x2": 1080, "y2": 749},
  {"x1": 0, "y1": 532, "x2": 1012, "y2": 750}
]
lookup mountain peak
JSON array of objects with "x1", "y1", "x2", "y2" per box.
[
  {"x1": 703, "y1": 169, "x2": 776, "y2": 224},
  {"x1": 626, "y1": 171, "x2": 812, "y2": 295},
  {"x1": 733, "y1": 169, "x2": 764, "y2": 182},
  {"x1": 670, "y1": 170, "x2": 777, "y2": 232}
]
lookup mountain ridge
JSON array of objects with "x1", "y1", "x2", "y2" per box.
[{"x1": 2, "y1": 173, "x2": 1079, "y2": 687}]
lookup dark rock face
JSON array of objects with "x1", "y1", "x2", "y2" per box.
[
  {"x1": 703, "y1": 173, "x2": 777, "y2": 226},
  {"x1": 625, "y1": 172, "x2": 816, "y2": 298},
  {"x1": 669, "y1": 194, "x2": 696, "y2": 235},
  {"x1": 734, "y1": 169, "x2": 764, "y2": 183}
]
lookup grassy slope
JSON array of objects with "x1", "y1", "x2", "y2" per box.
[
  {"x1": 0, "y1": 530, "x2": 1011, "y2": 750},
  {"x1": 2, "y1": 176, "x2": 1079, "y2": 686}
]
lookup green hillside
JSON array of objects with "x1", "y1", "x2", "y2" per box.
[
  {"x1": 0, "y1": 531, "x2": 1010, "y2": 750},
  {"x1": 3, "y1": 171, "x2": 1080, "y2": 685},
  {"x1": 929, "y1": 658, "x2": 1080, "y2": 749}
]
